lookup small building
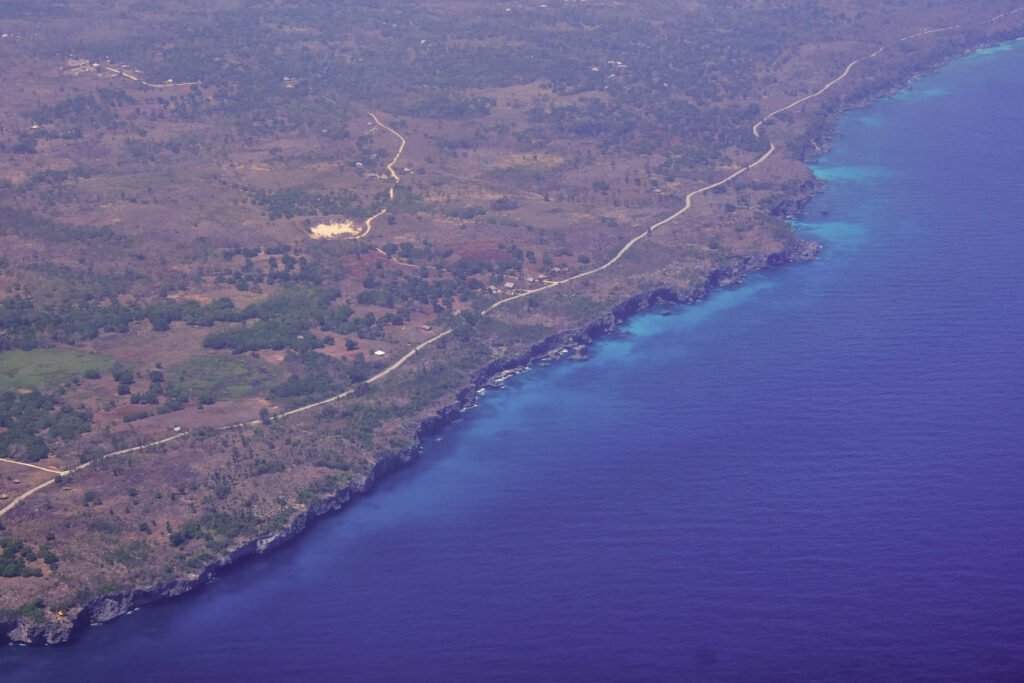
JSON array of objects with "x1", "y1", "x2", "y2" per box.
[{"x1": 373, "y1": 349, "x2": 387, "y2": 356}]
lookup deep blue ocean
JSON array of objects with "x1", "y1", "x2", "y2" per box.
[{"x1": 6, "y1": 41, "x2": 1024, "y2": 682}]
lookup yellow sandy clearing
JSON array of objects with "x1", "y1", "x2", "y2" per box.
[{"x1": 311, "y1": 220, "x2": 360, "y2": 238}]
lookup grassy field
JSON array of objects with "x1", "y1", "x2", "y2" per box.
[
  {"x1": 0, "y1": 349, "x2": 115, "y2": 391},
  {"x1": 165, "y1": 355, "x2": 282, "y2": 401}
]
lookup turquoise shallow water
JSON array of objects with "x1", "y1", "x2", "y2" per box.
[{"x1": 5, "y1": 41, "x2": 1024, "y2": 682}]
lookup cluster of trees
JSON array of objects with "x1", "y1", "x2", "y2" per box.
[
  {"x1": 248, "y1": 187, "x2": 370, "y2": 221},
  {"x1": 203, "y1": 286, "x2": 338, "y2": 354},
  {"x1": 0, "y1": 538, "x2": 58, "y2": 578},
  {"x1": 397, "y1": 94, "x2": 496, "y2": 120},
  {"x1": 0, "y1": 390, "x2": 91, "y2": 462},
  {"x1": 28, "y1": 89, "x2": 134, "y2": 131},
  {"x1": 203, "y1": 319, "x2": 329, "y2": 355},
  {"x1": 296, "y1": 474, "x2": 345, "y2": 505},
  {"x1": 66, "y1": 0, "x2": 792, "y2": 137},
  {"x1": 123, "y1": 368, "x2": 195, "y2": 411},
  {"x1": 528, "y1": 97, "x2": 638, "y2": 140},
  {"x1": 14, "y1": 0, "x2": 844, "y2": 173},
  {"x1": 214, "y1": 241, "x2": 517, "y2": 328},
  {"x1": 7, "y1": 133, "x2": 39, "y2": 155},
  {"x1": 0, "y1": 294, "x2": 246, "y2": 351},
  {"x1": 218, "y1": 246, "x2": 328, "y2": 290},
  {"x1": 0, "y1": 207, "x2": 124, "y2": 246},
  {"x1": 381, "y1": 240, "x2": 454, "y2": 264},
  {"x1": 198, "y1": 278, "x2": 465, "y2": 358},
  {"x1": 3, "y1": 266, "x2": 447, "y2": 359},
  {"x1": 19, "y1": 166, "x2": 94, "y2": 192},
  {"x1": 145, "y1": 297, "x2": 243, "y2": 332},
  {"x1": 168, "y1": 510, "x2": 257, "y2": 551},
  {"x1": 261, "y1": 348, "x2": 383, "y2": 409},
  {"x1": 269, "y1": 370, "x2": 341, "y2": 401}
]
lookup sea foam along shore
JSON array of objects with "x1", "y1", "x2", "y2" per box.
[{"x1": 0, "y1": 236, "x2": 816, "y2": 646}]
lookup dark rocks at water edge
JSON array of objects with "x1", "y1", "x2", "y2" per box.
[{"x1": 0, "y1": 236, "x2": 817, "y2": 646}]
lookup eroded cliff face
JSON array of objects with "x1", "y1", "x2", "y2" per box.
[
  {"x1": 1, "y1": 477, "x2": 367, "y2": 645},
  {"x1": 0, "y1": 237, "x2": 816, "y2": 647}
]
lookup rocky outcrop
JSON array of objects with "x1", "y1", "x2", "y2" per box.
[{"x1": 3, "y1": 616, "x2": 76, "y2": 646}]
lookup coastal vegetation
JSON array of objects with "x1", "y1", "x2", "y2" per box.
[{"x1": 1, "y1": 0, "x2": 1022, "y2": 644}]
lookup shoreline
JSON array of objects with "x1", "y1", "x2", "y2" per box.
[
  {"x1": 1, "y1": 239, "x2": 817, "y2": 647},
  {"x1": 4, "y1": 27, "x2": 1023, "y2": 648}
]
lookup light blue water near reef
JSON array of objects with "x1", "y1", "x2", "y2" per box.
[{"x1": 6, "y1": 43, "x2": 1024, "y2": 682}]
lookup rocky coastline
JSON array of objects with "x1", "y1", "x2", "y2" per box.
[
  {"x1": 0, "y1": 235, "x2": 816, "y2": 646},
  {"x1": 4, "y1": 28, "x2": 1021, "y2": 648}
]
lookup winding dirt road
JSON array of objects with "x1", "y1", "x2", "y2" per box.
[
  {"x1": 0, "y1": 457, "x2": 68, "y2": 476},
  {"x1": 356, "y1": 112, "x2": 408, "y2": 239}
]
